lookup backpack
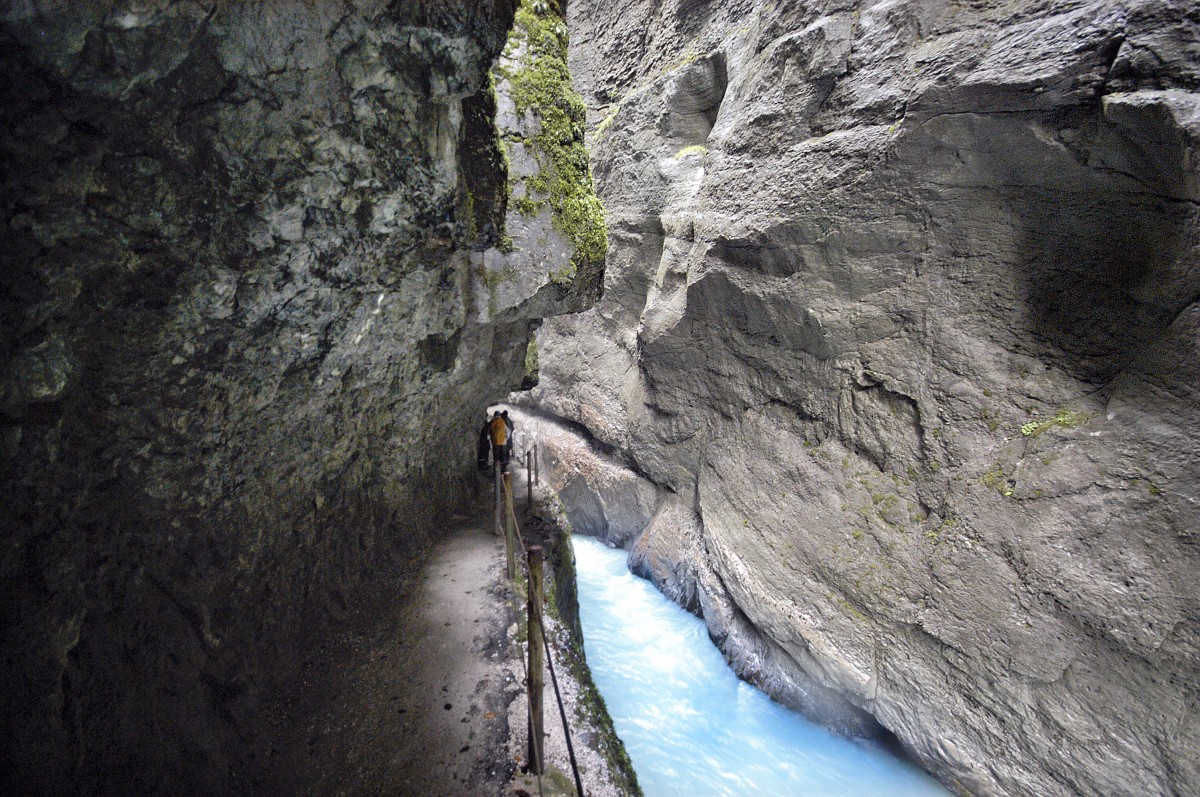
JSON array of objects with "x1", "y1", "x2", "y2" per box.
[{"x1": 489, "y1": 416, "x2": 508, "y2": 446}]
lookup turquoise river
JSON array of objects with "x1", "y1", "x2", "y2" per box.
[{"x1": 572, "y1": 534, "x2": 955, "y2": 797}]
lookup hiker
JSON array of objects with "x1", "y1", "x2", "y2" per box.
[
  {"x1": 489, "y1": 410, "x2": 510, "y2": 472},
  {"x1": 476, "y1": 415, "x2": 491, "y2": 472},
  {"x1": 501, "y1": 410, "x2": 514, "y2": 462}
]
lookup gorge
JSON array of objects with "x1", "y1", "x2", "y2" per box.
[{"x1": 2, "y1": 1, "x2": 1198, "y2": 796}]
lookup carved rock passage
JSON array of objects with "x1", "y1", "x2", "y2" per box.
[
  {"x1": 0, "y1": 2, "x2": 603, "y2": 794},
  {"x1": 524, "y1": 1, "x2": 1200, "y2": 795}
]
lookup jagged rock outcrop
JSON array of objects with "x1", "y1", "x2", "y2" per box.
[
  {"x1": 519, "y1": 411, "x2": 657, "y2": 545},
  {"x1": 0, "y1": 2, "x2": 602, "y2": 794},
  {"x1": 485, "y1": 0, "x2": 607, "y2": 327},
  {"x1": 523, "y1": 1, "x2": 1200, "y2": 795}
]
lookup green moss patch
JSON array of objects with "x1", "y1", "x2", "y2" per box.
[
  {"x1": 591, "y1": 102, "x2": 623, "y2": 142},
  {"x1": 980, "y1": 464, "x2": 1015, "y2": 497},
  {"x1": 498, "y1": 0, "x2": 607, "y2": 279},
  {"x1": 1021, "y1": 408, "x2": 1091, "y2": 438}
]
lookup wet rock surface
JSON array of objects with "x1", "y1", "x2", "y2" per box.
[
  {"x1": 0, "y1": 1, "x2": 603, "y2": 794},
  {"x1": 522, "y1": 1, "x2": 1200, "y2": 795}
]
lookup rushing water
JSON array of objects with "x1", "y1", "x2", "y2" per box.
[{"x1": 572, "y1": 535, "x2": 954, "y2": 797}]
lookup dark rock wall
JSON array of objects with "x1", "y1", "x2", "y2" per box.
[
  {"x1": 526, "y1": 1, "x2": 1200, "y2": 795},
  {"x1": 0, "y1": 2, "x2": 606, "y2": 794}
]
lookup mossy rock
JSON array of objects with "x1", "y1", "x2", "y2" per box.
[{"x1": 500, "y1": 0, "x2": 608, "y2": 278}]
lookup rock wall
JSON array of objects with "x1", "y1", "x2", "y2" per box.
[
  {"x1": 524, "y1": 1, "x2": 1200, "y2": 795},
  {"x1": 0, "y1": 1, "x2": 602, "y2": 793}
]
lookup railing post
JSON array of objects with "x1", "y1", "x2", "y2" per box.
[
  {"x1": 526, "y1": 450, "x2": 533, "y2": 514},
  {"x1": 504, "y1": 472, "x2": 516, "y2": 581},
  {"x1": 533, "y1": 443, "x2": 539, "y2": 485},
  {"x1": 494, "y1": 464, "x2": 503, "y2": 538},
  {"x1": 526, "y1": 545, "x2": 545, "y2": 776}
]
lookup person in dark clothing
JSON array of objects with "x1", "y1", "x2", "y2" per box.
[{"x1": 501, "y1": 410, "x2": 514, "y2": 462}]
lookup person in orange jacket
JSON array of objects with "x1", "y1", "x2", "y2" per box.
[{"x1": 489, "y1": 411, "x2": 510, "y2": 472}]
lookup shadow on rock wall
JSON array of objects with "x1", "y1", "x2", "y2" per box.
[
  {"x1": 0, "y1": 3, "x2": 532, "y2": 795},
  {"x1": 908, "y1": 94, "x2": 1197, "y2": 387}
]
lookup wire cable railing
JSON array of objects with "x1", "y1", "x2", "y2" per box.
[{"x1": 495, "y1": 446, "x2": 587, "y2": 797}]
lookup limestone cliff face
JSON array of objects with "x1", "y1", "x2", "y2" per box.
[
  {"x1": 0, "y1": 2, "x2": 601, "y2": 793},
  {"x1": 525, "y1": 1, "x2": 1200, "y2": 795}
]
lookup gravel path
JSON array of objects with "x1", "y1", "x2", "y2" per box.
[
  {"x1": 259, "y1": 466, "x2": 633, "y2": 796},
  {"x1": 388, "y1": 521, "x2": 520, "y2": 794},
  {"x1": 260, "y1": 508, "x2": 520, "y2": 796}
]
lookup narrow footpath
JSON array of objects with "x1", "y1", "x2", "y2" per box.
[
  {"x1": 263, "y1": 500, "x2": 520, "y2": 796},
  {"x1": 260, "y1": 463, "x2": 633, "y2": 797},
  {"x1": 384, "y1": 519, "x2": 520, "y2": 793}
]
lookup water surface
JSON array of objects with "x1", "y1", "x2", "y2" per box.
[{"x1": 572, "y1": 535, "x2": 954, "y2": 797}]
